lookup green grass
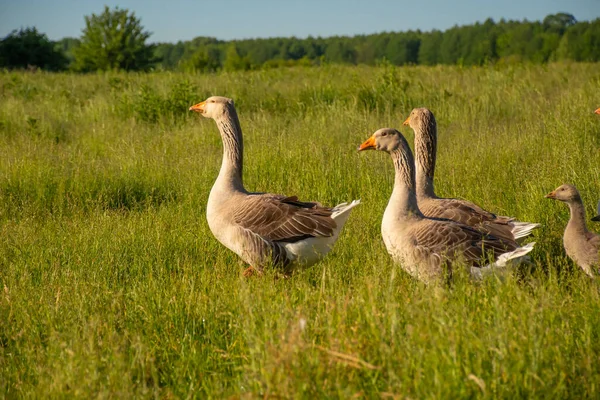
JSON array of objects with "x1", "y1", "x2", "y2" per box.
[{"x1": 1, "y1": 63, "x2": 600, "y2": 398}]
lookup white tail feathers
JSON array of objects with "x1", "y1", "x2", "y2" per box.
[
  {"x1": 494, "y1": 242, "x2": 536, "y2": 267},
  {"x1": 331, "y1": 199, "x2": 361, "y2": 220},
  {"x1": 471, "y1": 242, "x2": 536, "y2": 280},
  {"x1": 511, "y1": 222, "x2": 541, "y2": 240}
]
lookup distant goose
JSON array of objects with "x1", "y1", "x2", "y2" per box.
[
  {"x1": 403, "y1": 107, "x2": 540, "y2": 242},
  {"x1": 546, "y1": 184, "x2": 599, "y2": 277},
  {"x1": 358, "y1": 128, "x2": 535, "y2": 283},
  {"x1": 190, "y1": 96, "x2": 359, "y2": 276}
]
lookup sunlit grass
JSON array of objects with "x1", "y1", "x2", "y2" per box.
[{"x1": 1, "y1": 63, "x2": 600, "y2": 398}]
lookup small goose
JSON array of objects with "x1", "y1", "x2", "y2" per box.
[
  {"x1": 358, "y1": 128, "x2": 534, "y2": 283},
  {"x1": 546, "y1": 184, "x2": 599, "y2": 277},
  {"x1": 190, "y1": 96, "x2": 359, "y2": 275},
  {"x1": 403, "y1": 107, "x2": 540, "y2": 242}
]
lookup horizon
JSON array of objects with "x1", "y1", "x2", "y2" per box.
[{"x1": 1, "y1": 0, "x2": 598, "y2": 44}]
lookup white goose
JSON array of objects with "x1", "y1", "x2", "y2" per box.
[
  {"x1": 358, "y1": 128, "x2": 535, "y2": 283},
  {"x1": 190, "y1": 96, "x2": 359, "y2": 275},
  {"x1": 403, "y1": 107, "x2": 540, "y2": 242}
]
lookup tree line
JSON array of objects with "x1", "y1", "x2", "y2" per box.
[{"x1": 1, "y1": 7, "x2": 599, "y2": 73}]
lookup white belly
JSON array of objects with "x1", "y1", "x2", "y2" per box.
[
  {"x1": 381, "y1": 222, "x2": 425, "y2": 279},
  {"x1": 283, "y1": 236, "x2": 336, "y2": 268},
  {"x1": 206, "y1": 195, "x2": 252, "y2": 264}
]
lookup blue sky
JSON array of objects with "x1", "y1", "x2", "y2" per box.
[{"x1": 1, "y1": 0, "x2": 598, "y2": 43}]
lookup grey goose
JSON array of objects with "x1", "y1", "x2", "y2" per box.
[
  {"x1": 403, "y1": 107, "x2": 540, "y2": 242},
  {"x1": 358, "y1": 128, "x2": 535, "y2": 283},
  {"x1": 189, "y1": 96, "x2": 359, "y2": 276},
  {"x1": 546, "y1": 184, "x2": 599, "y2": 278}
]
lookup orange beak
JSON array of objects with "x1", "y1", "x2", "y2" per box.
[
  {"x1": 545, "y1": 191, "x2": 556, "y2": 199},
  {"x1": 403, "y1": 116, "x2": 411, "y2": 126},
  {"x1": 358, "y1": 135, "x2": 377, "y2": 151},
  {"x1": 189, "y1": 101, "x2": 206, "y2": 113},
  {"x1": 595, "y1": 108, "x2": 600, "y2": 115}
]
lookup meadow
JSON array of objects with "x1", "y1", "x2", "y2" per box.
[{"x1": 1, "y1": 62, "x2": 600, "y2": 398}]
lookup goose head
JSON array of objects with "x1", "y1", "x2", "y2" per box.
[
  {"x1": 545, "y1": 184, "x2": 581, "y2": 203},
  {"x1": 189, "y1": 96, "x2": 235, "y2": 119},
  {"x1": 358, "y1": 128, "x2": 404, "y2": 152},
  {"x1": 403, "y1": 107, "x2": 435, "y2": 130}
]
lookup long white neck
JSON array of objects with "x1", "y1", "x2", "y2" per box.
[
  {"x1": 413, "y1": 118, "x2": 437, "y2": 200},
  {"x1": 385, "y1": 147, "x2": 423, "y2": 221},
  {"x1": 566, "y1": 198, "x2": 589, "y2": 235},
  {"x1": 214, "y1": 108, "x2": 245, "y2": 193}
]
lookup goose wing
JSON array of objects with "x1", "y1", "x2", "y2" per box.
[
  {"x1": 422, "y1": 198, "x2": 510, "y2": 225},
  {"x1": 421, "y1": 198, "x2": 517, "y2": 241},
  {"x1": 410, "y1": 219, "x2": 517, "y2": 267},
  {"x1": 233, "y1": 194, "x2": 336, "y2": 243}
]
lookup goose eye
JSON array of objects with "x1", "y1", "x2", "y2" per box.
[{"x1": 381, "y1": 132, "x2": 387, "y2": 137}]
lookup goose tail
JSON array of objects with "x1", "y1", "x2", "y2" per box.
[
  {"x1": 494, "y1": 242, "x2": 536, "y2": 267},
  {"x1": 511, "y1": 221, "x2": 541, "y2": 240},
  {"x1": 331, "y1": 199, "x2": 361, "y2": 220},
  {"x1": 471, "y1": 242, "x2": 536, "y2": 280}
]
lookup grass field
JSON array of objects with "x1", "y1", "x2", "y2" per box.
[{"x1": 1, "y1": 63, "x2": 600, "y2": 398}]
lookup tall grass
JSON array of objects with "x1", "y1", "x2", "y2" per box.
[{"x1": 1, "y1": 63, "x2": 600, "y2": 398}]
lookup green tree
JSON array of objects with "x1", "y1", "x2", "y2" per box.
[
  {"x1": 73, "y1": 6, "x2": 156, "y2": 71},
  {"x1": 0, "y1": 27, "x2": 67, "y2": 70},
  {"x1": 384, "y1": 32, "x2": 420, "y2": 65},
  {"x1": 324, "y1": 39, "x2": 356, "y2": 64},
  {"x1": 556, "y1": 20, "x2": 600, "y2": 62},
  {"x1": 182, "y1": 46, "x2": 222, "y2": 72},
  {"x1": 223, "y1": 44, "x2": 251, "y2": 71},
  {"x1": 439, "y1": 27, "x2": 462, "y2": 64},
  {"x1": 56, "y1": 37, "x2": 80, "y2": 66},
  {"x1": 543, "y1": 13, "x2": 577, "y2": 35},
  {"x1": 418, "y1": 30, "x2": 443, "y2": 65}
]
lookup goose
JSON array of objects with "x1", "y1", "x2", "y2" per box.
[
  {"x1": 403, "y1": 107, "x2": 540, "y2": 242},
  {"x1": 546, "y1": 184, "x2": 599, "y2": 277},
  {"x1": 358, "y1": 128, "x2": 535, "y2": 283},
  {"x1": 189, "y1": 96, "x2": 359, "y2": 276}
]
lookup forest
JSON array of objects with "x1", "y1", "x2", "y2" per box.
[
  {"x1": 1, "y1": 9, "x2": 599, "y2": 72},
  {"x1": 153, "y1": 12, "x2": 600, "y2": 71}
]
